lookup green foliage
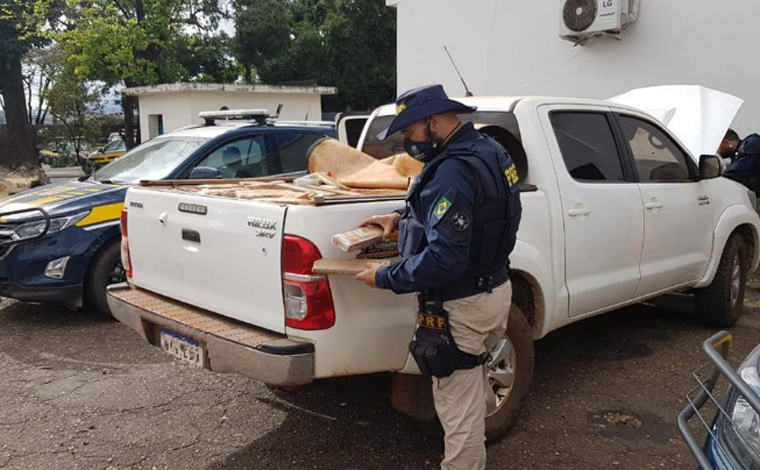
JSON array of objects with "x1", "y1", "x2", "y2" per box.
[
  {"x1": 233, "y1": 0, "x2": 397, "y2": 112},
  {"x1": 0, "y1": 0, "x2": 46, "y2": 64},
  {"x1": 44, "y1": 67, "x2": 103, "y2": 157},
  {"x1": 22, "y1": 45, "x2": 66, "y2": 124},
  {"x1": 174, "y1": 33, "x2": 241, "y2": 83},
  {"x1": 53, "y1": 0, "x2": 229, "y2": 86}
]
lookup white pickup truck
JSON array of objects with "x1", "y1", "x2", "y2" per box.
[{"x1": 108, "y1": 96, "x2": 760, "y2": 440}]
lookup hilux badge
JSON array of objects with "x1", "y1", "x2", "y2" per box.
[{"x1": 248, "y1": 217, "x2": 277, "y2": 238}]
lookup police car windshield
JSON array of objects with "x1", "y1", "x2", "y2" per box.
[{"x1": 94, "y1": 136, "x2": 208, "y2": 184}]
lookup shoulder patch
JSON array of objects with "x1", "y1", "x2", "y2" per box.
[
  {"x1": 451, "y1": 212, "x2": 470, "y2": 231},
  {"x1": 504, "y1": 164, "x2": 519, "y2": 188},
  {"x1": 434, "y1": 197, "x2": 451, "y2": 220}
]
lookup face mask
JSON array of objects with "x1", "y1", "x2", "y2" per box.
[{"x1": 404, "y1": 120, "x2": 441, "y2": 162}]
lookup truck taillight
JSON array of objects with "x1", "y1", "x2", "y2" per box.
[
  {"x1": 282, "y1": 235, "x2": 335, "y2": 330},
  {"x1": 120, "y1": 208, "x2": 133, "y2": 281}
]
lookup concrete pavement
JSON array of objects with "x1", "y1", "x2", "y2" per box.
[{"x1": 2, "y1": 295, "x2": 759, "y2": 470}]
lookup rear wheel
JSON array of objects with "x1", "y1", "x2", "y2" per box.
[
  {"x1": 83, "y1": 240, "x2": 126, "y2": 317},
  {"x1": 485, "y1": 305, "x2": 534, "y2": 443},
  {"x1": 695, "y1": 233, "x2": 748, "y2": 327}
]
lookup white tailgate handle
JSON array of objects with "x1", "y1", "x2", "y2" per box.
[
  {"x1": 568, "y1": 208, "x2": 592, "y2": 217},
  {"x1": 645, "y1": 201, "x2": 664, "y2": 210}
]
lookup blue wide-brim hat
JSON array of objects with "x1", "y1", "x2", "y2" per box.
[{"x1": 378, "y1": 84, "x2": 477, "y2": 140}]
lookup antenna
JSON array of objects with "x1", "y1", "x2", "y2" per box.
[{"x1": 444, "y1": 46, "x2": 473, "y2": 97}]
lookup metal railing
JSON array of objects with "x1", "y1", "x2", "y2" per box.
[{"x1": 678, "y1": 331, "x2": 760, "y2": 470}]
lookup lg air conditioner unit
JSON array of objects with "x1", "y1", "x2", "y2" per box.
[{"x1": 559, "y1": 0, "x2": 638, "y2": 44}]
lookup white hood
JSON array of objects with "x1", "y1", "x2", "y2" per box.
[{"x1": 609, "y1": 85, "x2": 744, "y2": 159}]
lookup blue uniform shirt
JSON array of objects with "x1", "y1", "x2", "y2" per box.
[
  {"x1": 724, "y1": 134, "x2": 760, "y2": 195},
  {"x1": 375, "y1": 123, "x2": 516, "y2": 294}
]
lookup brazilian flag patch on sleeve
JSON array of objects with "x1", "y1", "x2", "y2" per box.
[{"x1": 434, "y1": 197, "x2": 451, "y2": 220}]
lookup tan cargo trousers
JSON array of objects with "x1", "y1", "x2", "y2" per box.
[{"x1": 430, "y1": 281, "x2": 512, "y2": 470}]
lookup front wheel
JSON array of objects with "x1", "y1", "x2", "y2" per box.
[
  {"x1": 485, "y1": 305, "x2": 534, "y2": 443},
  {"x1": 83, "y1": 240, "x2": 126, "y2": 317},
  {"x1": 694, "y1": 233, "x2": 748, "y2": 328}
]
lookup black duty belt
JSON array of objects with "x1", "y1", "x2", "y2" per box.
[{"x1": 423, "y1": 269, "x2": 510, "y2": 302}]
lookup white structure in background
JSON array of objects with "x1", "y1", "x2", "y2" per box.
[
  {"x1": 124, "y1": 83, "x2": 338, "y2": 141},
  {"x1": 389, "y1": 0, "x2": 760, "y2": 136}
]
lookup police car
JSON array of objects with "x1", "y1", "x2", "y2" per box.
[{"x1": 0, "y1": 109, "x2": 335, "y2": 315}]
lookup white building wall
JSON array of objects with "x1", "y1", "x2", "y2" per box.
[
  {"x1": 393, "y1": 0, "x2": 760, "y2": 135},
  {"x1": 187, "y1": 92, "x2": 323, "y2": 125},
  {"x1": 137, "y1": 92, "x2": 192, "y2": 141},
  {"x1": 135, "y1": 91, "x2": 324, "y2": 141}
]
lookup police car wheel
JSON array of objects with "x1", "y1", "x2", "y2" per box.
[
  {"x1": 695, "y1": 233, "x2": 748, "y2": 328},
  {"x1": 485, "y1": 305, "x2": 534, "y2": 443},
  {"x1": 84, "y1": 239, "x2": 125, "y2": 317}
]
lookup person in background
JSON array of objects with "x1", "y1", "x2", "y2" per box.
[{"x1": 719, "y1": 129, "x2": 760, "y2": 195}]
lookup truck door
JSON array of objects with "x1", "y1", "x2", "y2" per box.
[
  {"x1": 614, "y1": 113, "x2": 713, "y2": 295},
  {"x1": 540, "y1": 106, "x2": 645, "y2": 317}
]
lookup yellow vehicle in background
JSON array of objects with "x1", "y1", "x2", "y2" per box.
[{"x1": 84, "y1": 138, "x2": 126, "y2": 170}]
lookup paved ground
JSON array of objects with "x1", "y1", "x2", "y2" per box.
[{"x1": 2, "y1": 293, "x2": 759, "y2": 470}]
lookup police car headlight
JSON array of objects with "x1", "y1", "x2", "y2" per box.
[
  {"x1": 11, "y1": 212, "x2": 90, "y2": 241},
  {"x1": 719, "y1": 345, "x2": 760, "y2": 465}
]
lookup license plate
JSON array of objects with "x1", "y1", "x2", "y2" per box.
[{"x1": 159, "y1": 328, "x2": 206, "y2": 368}]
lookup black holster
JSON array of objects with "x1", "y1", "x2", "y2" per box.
[{"x1": 409, "y1": 294, "x2": 487, "y2": 378}]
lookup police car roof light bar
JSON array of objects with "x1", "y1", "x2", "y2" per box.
[{"x1": 199, "y1": 109, "x2": 270, "y2": 126}]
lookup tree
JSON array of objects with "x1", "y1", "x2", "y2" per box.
[
  {"x1": 232, "y1": 0, "x2": 290, "y2": 84},
  {"x1": 0, "y1": 0, "x2": 44, "y2": 168},
  {"x1": 175, "y1": 33, "x2": 241, "y2": 83},
  {"x1": 232, "y1": 0, "x2": 397, "y2": 112},
  {"x1": 52, "y1": 0, "x2": 227, "y2": 148},
  {"x1": 22, "y1": 46, "x2": 65, "y2": 125},
  {"x1": 44, "y1": 68, "x2": 102, "y2": 159}
]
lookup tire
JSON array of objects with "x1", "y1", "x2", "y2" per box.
[
  {"x1": 485, "y1": 304, "x2": 535, "y2": 443},
  {"x1": 695, "y1": 233, "x2": 748, "y2": 328},
  {"x1": 83, "y1": 240, "x2": 126, "y2": 317}
]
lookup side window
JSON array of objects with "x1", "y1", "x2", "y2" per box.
[
  {"x1": 105, "y1": 140, "x2": 123, "y2": 152},
  {"x1": 617, "y1": 115, "x2": 692, "y2": 183},
  {"x1": 550, "y1": 112, "x2": 626, "y2": 182},
  {"x1": 196, "y1": 136, "x2": 267, "y2": 178},
  {"x1": 274, "y1": 133, "x2": 325, "y2": 174}
]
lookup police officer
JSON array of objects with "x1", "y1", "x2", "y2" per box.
[
  {"x1": 719, "y1": 128, "x2": 760, "y2": 196},
  {"x1": 356, "y1": 85, "x2": 522, "y2": 470}
]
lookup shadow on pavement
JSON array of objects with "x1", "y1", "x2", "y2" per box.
[{"x1": 208, "y1": 374, "x2": 443, "y2": 470}]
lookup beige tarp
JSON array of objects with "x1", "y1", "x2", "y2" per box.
[{"x1": 308, "y1": 139, "x2": 423, "y2": 190}]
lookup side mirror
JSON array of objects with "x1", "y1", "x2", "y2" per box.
[
  {"x1": 189, "y1": 166, "x2": 223, "y2": 180},
  {"x1": 96, "y1": 146, "x2": 104, "y2": 152},
  {"x1": 699, "y1": 155, "x2": 722, "y2": 180}
]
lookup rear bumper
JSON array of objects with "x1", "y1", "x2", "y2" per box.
[{"x1": 106, "y1": 283, "x2": 314, "y2": 386}]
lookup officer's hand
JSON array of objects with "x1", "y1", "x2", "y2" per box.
[
  {"x1": 355, "y1": 263, "x2": 381, "y2": 288},
  {"x1": 360, "y1": 213, "x2": 401, "y2": 241}
]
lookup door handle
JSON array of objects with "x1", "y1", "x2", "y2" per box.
[
  {"x1": 568, "y1": 208, "x2": 592, "y2": 217},
  {"x1": 645, "y1": 202, "x2": 663, "y2": 210}
]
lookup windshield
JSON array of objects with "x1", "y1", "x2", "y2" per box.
[
  {"x1": 103, "y1": 139, "x2": 125, "y2": 152},
  {"x1": 94, "y1": 136, "x2": 208, "y2": 184}
]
